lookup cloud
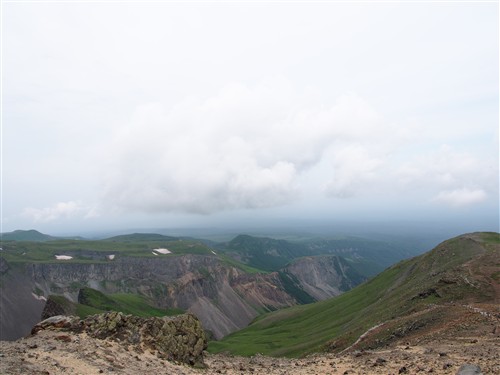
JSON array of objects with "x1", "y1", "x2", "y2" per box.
[
  {"x1": 323, "y1": 145, "x2": 383, "y2": 198},
  {"x1": 396, "y1": 144, "x2": 493, "y2": 189},
  {"x1": 99, "y1": 78, "x2": 496, "y2": 216},
  {"x1": 23, "y1": 201, "x2": 98, "y2": 222},
  {"x1": 395, "y1": 144, "x2": 495, "y2": 207},
  {"x1": 433, "y1": 188, "x2": 487, "y2": 207},
  {"x1": 101, "y1": 79, "x2": 386, "y2": 214}
]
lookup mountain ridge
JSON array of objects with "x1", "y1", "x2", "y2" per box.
[{"x1": 210, "y1": 232, "x2": 499, "y2": 357}]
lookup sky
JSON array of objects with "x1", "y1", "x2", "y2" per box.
[{"x1": 1, "y1": 1, "x2": 499, "y2": 236}]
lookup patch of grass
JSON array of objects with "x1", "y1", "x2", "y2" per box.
[
  {"x1": 75, "y1": 304, "x2": 104, "y2": 317},
  {"x1": 50, "y1": 288, "x2": 184, "y2": 319},
  {"x1": 218, "y1": 254, "x2": 266, "y2": 274},
  {"x1": 110, "y1": 293, "x2": 184, "y2": 317},
  {"x1": 480, "y1": 232, "x2": 500, "y2": 244}
]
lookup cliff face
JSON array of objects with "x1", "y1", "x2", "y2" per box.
[
  {"x1": 12, "y1": 255, "x2": 297, "y2": 340},
  {"x1": 0, "y1": 258, "x2": 46, "y2": 341},
  {"x1": 282, "y1": 256, "x2": 366, "y2": 301},
  {"x1": 2, "y1": 253, "x2": 364, "y2": 341}
]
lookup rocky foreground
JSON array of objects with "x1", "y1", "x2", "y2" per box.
[
  {"x1": 0, "y1": 332, "x2": 497, "y2": 374},
  {"x1": 0, "y1": 308, "x2": 498, "y2": 375}
]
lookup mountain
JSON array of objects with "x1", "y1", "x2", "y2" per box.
[
  {"x1": 0, "y1": 236, "x2": 364, "y2": 341},
  {"x1": 302, "y1": 236, "x2": 424, "y2": 276},
  {"x1": 222, "y1": 234, "x2": 307, "y2": 271},
  {"x1": 220, "y1": 234, "x2": 425, "y2": 277},
  {"x1": 103, "y1": 233, "x2": 178, "y2": 242},
  {"x1": 209, "y1": 232, "x2": 500, "y2": 357},
  {"x1": 1, "y1": 229, "x2": 58, "y2": 242}
]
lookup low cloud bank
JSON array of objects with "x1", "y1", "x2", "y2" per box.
[{"x1": 99, "y1": 79, "x2": 495, "y2": 215}]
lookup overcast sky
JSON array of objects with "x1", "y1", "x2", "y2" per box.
[{"x1": 2, "y1": 1, "x2": 498, "y2": 235}]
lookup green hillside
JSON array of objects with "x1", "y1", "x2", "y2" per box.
[
  {"x1": 223, "y1": 234, "x2": 307, "y2": 271},
  {"x1": 220, "y1": 234, "x2": 425, "y2": 276},
  {"x1": 0, "y1": 238, "x2": 215, "y2": 264},
  {"x1": 209, "y1": 232, "x2": 499, "y2": 357},
  {"x1": 1, "y1": 230, "x2": 58, "y2": 242},
  {"x1": 77, "y1": 288, "x2": 184, "y2": 317},
  {"x1": 47, "y1": 288, "x2": 184, "y2": 319}
]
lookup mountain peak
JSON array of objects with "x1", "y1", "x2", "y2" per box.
[{"x1": 1, "y1": 229, "x2": 56, "y2": 242}]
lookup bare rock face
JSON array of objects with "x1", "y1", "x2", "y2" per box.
[
  {"x1": 31, "y1": 312, "x2": 207, "y2": 367},
  {"x1": 40, "y1": 296, "x2": 76, "y2": 320},
  {"x1": 282, "y1": 255, "x2": 365, "y2": 300}
]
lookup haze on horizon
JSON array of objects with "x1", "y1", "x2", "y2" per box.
[{"x1": 2, "y1": 2, "x2": 498, "y2": 237}]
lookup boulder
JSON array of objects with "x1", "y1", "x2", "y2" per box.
[
  {"x1": 456, "y1": 364, "x2": 483, "y2": 375},
  {"x1": 31, "y1": 312, "x2": 207, "y2": 367}
]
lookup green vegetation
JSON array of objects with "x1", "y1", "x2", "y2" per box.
[
  {"x1": 277, "y1": 271, "x2": 315, "y2": 304},
  {"x1": 218, "y1": 254, "x2": 266, "y2": 274},
  {"x1": 52, "y1": 288, "x2": 184, "y2": 319},
  {"x1": 222, "y1": 235, "x2": 311, "y2": 272},
  {"x1": 220, "y1": 233, "x2": 427, "y2": 277},
  {"x1": 209, "y1": 232, "x2": 499, "y2": 357},
  {"x1": 0, "y1": 238, "x2": 215, "y2": 264}
]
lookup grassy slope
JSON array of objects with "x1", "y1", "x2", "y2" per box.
[
  {"x1": 209, "y1": 232, "x2": 499, "y2": 357},
  {"x1": 52, "y1": 288, "x2": 184, "y2": 319}
]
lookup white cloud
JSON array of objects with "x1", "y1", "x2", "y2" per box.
[
  {"x1": 101, "y1": 77, "x2": 497, "y2": 215},
  {"x1": 23, "y1": 201, "x2": 97, "y2": 223},
  {"x1": 433, "y1": 188, "x2": 487, "y2": 207},
  {"x1": 393, "y1": 144, "x2": 496, "y2": 208},
  {"x1": 323, "y1": 145, "x2": 383, "y2": 198},
  {"x1": 396, "y1": 145, "x2": 491, "y2": 189},
  {"x1": 101, "y1": 80, "x2": 387, "y2": 214}
]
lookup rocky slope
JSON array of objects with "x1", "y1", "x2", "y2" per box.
[{"x1": 281, "y1": 255, "x2": 365, "y2": 300}]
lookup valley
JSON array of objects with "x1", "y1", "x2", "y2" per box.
[
  {"x1": 0, "y1": 230, "x2": 498, "y2": 374},
  {"x1": 1, "y1": 230, "x2": 396, "y2": 341}
]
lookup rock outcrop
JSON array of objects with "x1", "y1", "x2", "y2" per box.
[
  {"x1": 41, "y1": 295, "x2": 76, "y2": 320},
  {"x1": 32, "y1": 312, "x2": 207, "y2": 367}
]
